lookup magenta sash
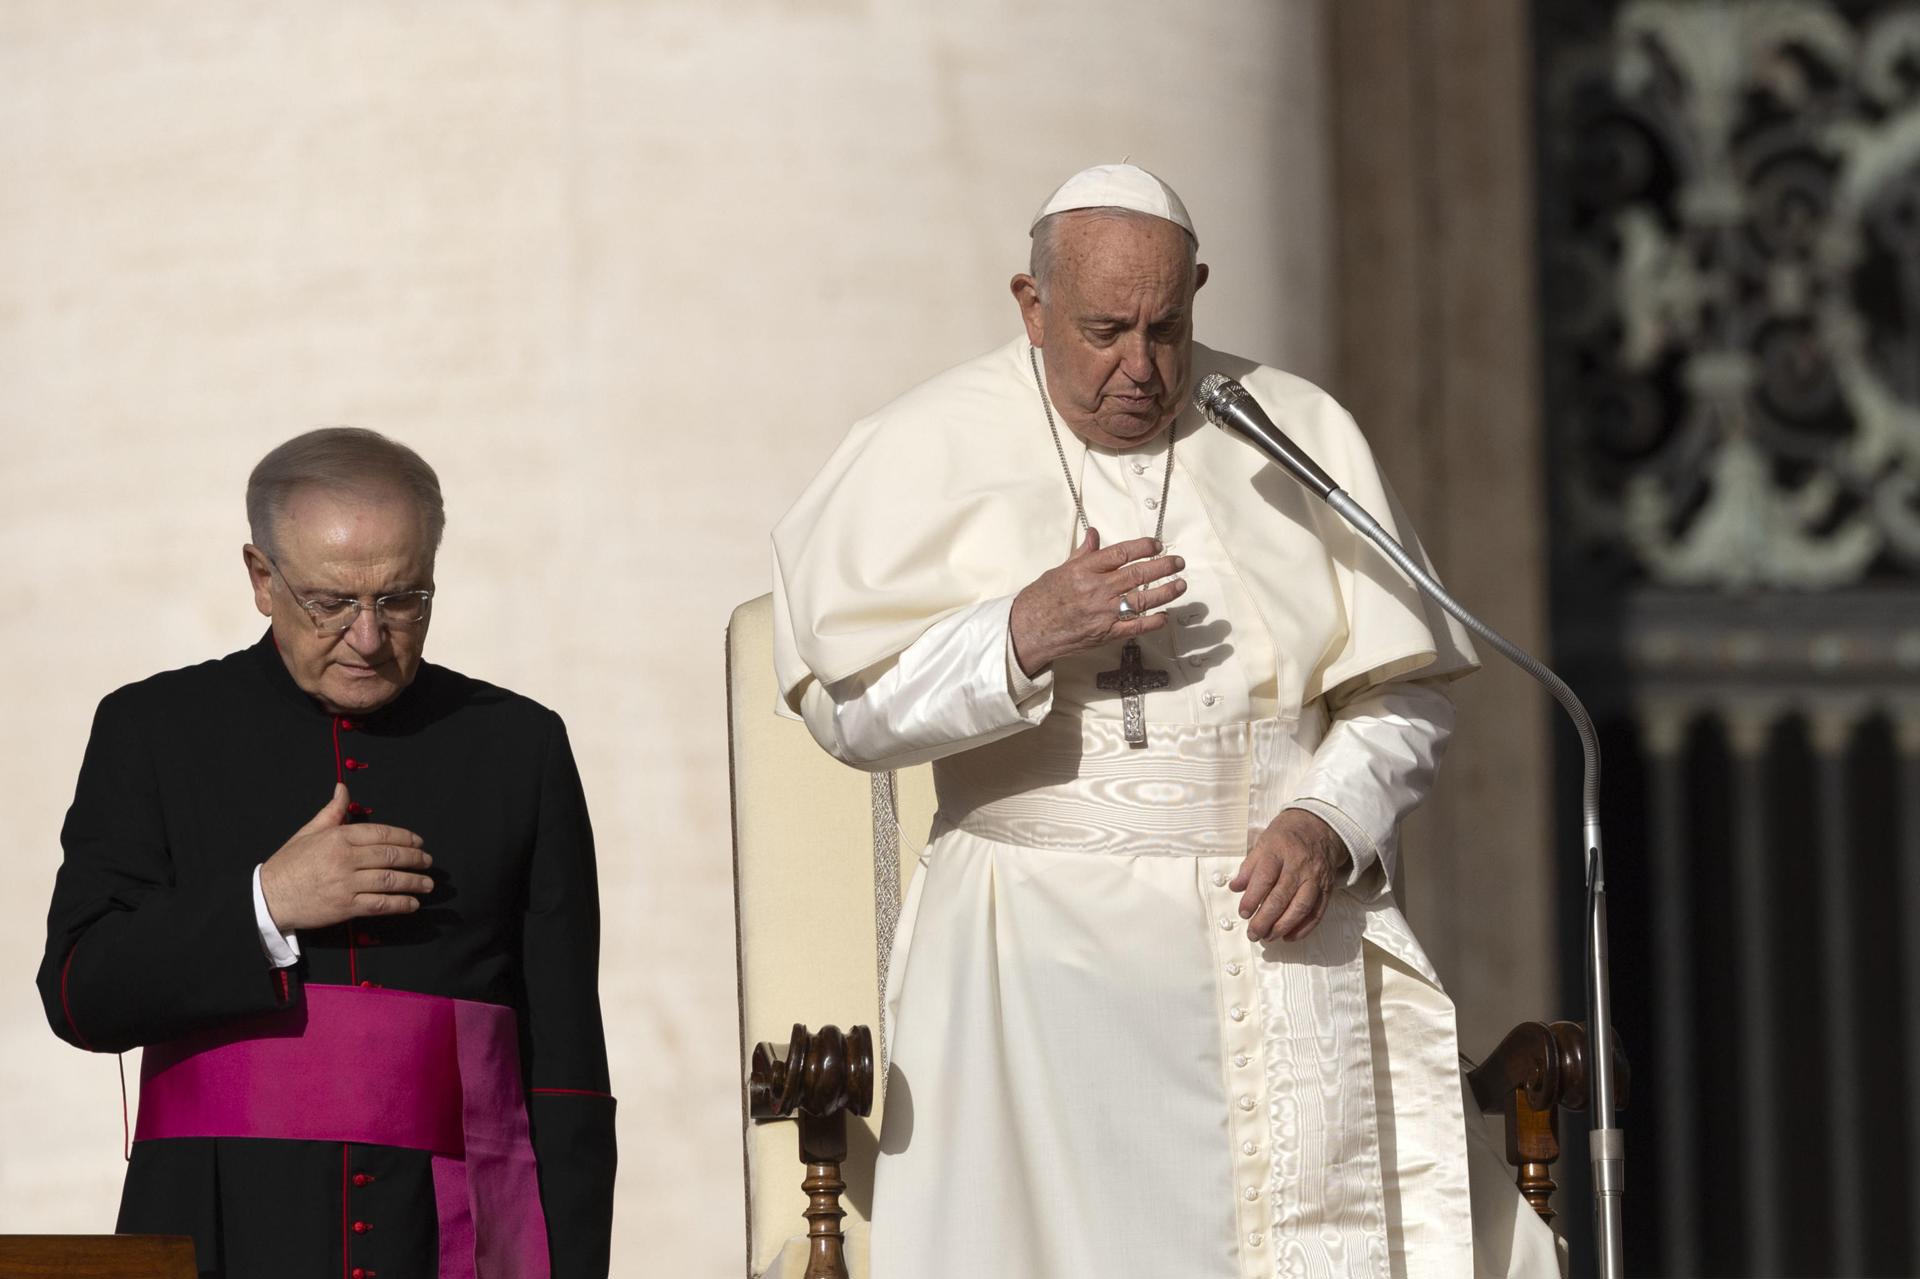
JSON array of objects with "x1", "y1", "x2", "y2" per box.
[{"x1": 135, "y1": 984, "x2": 550, "y2": 1278}]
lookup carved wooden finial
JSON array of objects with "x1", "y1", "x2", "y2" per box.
[
  {"x1": 1468, "y1": 1020, "x2": 1631, "y2": 1225},
  {"x1": 750, "y1": 1024, "x2": 875, "y2": 1279}
]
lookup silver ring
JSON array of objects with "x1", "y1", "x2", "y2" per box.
[{"x1": 1116, "y1": 596, "x2": 1137, "y2": 618}]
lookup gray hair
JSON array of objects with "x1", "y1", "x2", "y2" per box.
[
  {"x1": 246, "y1": 427, "x2": 446, "y2": 557},
  {"x1": 1029, "y1": 206, "x2": 1199, "y2": 300}
]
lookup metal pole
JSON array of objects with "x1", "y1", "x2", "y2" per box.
[
  {"x1": 1319, "y1": 489, "x2": 1626, "y2": 1279},
  {"x1": 1586, "y1": 834, "x2": 1624, "y2": 1279}
]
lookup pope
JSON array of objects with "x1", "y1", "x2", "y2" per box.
[{"x1": 773, "y1": 164, "x2": 1560, "y2": 1278}]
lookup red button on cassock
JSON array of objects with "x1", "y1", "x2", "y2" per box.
[
  {"x1": 359, "y1": 980, "x2": 378, "y2": 989},
  {"x1": 347, "y1": 802, "x2": 373, "y2": 817},
  {"x1": 352, "y1": 1172, "x2": 372, "y2": 1187},
  {"x1": 338, "y1": 720, "x2": 355, "y2": 731},
  {"x1": 353, "y1": 1220, "x2": 371, "y2": 1234},
  {"x1": 351, "y1": 1270, "x2": 367, "y2": 1279},
  {"x1": 344, "y1": 758, "x2": 367, "y2": 770}
]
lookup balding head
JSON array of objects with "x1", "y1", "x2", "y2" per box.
[{"x1": 246, "y1": 427, "x2": 445, "y2": 560}]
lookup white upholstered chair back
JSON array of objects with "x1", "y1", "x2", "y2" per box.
[{"x1": 727, "y1": 594, "x2": 936, "y2": 1279}]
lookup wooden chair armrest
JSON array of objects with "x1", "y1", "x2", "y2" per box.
[
  {"x1": 749, "y1": 1024, "x2": 875, "y2": 1279},
  {"x1": 1467, "y1": 1020, "x2": 1630, "y2": 1224}
]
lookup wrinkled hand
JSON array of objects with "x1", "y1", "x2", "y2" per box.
[
  {"x1": 1009, "y1": 529, "x2": 1186, "y2": 676},
  {"x1": 1232, "y1": 808, "x2": 1348, "y2": 942},
  {"x1": 258, "y1": 783, "x2": 435, "y2": 932}
]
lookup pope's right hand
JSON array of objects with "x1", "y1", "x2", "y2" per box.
[
  {"x1": 258, "y1": 783, "x2": 435, "y2": 932},
  {"x1": 1009, "y1": 529, "x2": 1186, "y2": 676}
]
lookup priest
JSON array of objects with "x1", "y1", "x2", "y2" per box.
[
  {"x1": 38, "y1": 428, "x2": 616, "y2": 1277},
  {"x1": 772, "y1": 165, "x2": 1559, "y2": 1277}
]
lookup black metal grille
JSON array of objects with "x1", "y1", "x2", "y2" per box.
[{"x1": 1536, "y1": 2, "x2": 1920, "y2": 1274}]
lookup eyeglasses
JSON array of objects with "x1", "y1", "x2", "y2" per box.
[{"x1": 260, "y1": 550, "x2": 434, "y2": 635}]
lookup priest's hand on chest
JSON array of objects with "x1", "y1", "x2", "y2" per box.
[
  {"x1": 1009, "y1": 529, "x2": 1187, "y2": 676},
  {"x1": 1231, "y1": 809, "x2": 1350, "y2": 943},
  {"x1": 258, "y1": 783, "x2": 436, "y2": 932}
]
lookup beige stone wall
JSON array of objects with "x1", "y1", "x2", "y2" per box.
[
  {"x1": 1326, "y1": 0, "x2": 1554, "y2": 1062},
  {"x1": 0, "y1": 3, "x2": 1331, "y2": 1271}
]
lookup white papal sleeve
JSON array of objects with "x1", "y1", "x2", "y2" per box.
[
  {"x1": 251, "y1": 864, "x2": 301, "y2": 968},
  {"x1": 798, "y1": 594, "x2": 1054, "y2": 772},
  {"x1": 1284, "y1": 677, "x2": 1456, "y2": 900}
]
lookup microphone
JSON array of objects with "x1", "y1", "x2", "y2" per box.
[
  {"x1": 1192, "y1": 370, "x2": 1627, "y2": 1279},
  {"x1": 1192, "y1": 372, "x2": 1339, "y2": 499}
]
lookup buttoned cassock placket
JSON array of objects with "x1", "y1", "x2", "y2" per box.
[
  {"x1": 1077, "y1": 441, "x2": 1476, "y2": 1271},
  {"x1": 249, "y1": 709, "x2": 420, "y2": 1276},
  {"x1": 252, "y1": 713, "x2": 413, "y2": 1276},
  {"x1": 339, "y1": 714, "x2": 394, "y2": 1275},
  {"x1": 1095, "y1": 438, "x2": 1282, "y2": 1270}
]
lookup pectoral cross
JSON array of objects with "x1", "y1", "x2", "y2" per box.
[{"x1": 1097, "y1": 640, "x2": 1171, "y2": 748}]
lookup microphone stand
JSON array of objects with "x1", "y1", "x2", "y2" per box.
[
  {"x1": 1195, "y1": 378, "x2": 1624, "y2": 1279},
  {"x1": 1319, "y1": 488, "x2": 1623, "y2": 1279}
]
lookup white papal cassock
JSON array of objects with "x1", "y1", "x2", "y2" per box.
[{"x1": 772, "y1": 337, "x2": 1561, "y2": 1279}]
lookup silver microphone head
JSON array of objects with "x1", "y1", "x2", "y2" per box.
[
  {"x1": 1190, "y1": 370, "x2": 1340, "y2": 499},
  {"x1": 1192, "y1": 371, "x2": 1247, "y2": 424}
]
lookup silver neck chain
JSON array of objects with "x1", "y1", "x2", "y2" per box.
[{"x1": 1029, "y1": 344, "x2": 1175, "y2": 544}]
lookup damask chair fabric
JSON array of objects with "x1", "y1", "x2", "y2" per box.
[{"x1": 728, "y1": 594, "x2": 934, "y2": 1279}]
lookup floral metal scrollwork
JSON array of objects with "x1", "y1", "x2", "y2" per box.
[{"x1": 1544, "y1": 1, "x2": 1920, "y2": 589}]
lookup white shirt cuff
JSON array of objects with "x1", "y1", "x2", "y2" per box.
[{"x1": 251, "y1": 864, "x2": 301, "y2": 968}]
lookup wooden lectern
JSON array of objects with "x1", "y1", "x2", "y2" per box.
[{"x1": 0, "y1": 1236, "x2": 195, "y2": 1278}]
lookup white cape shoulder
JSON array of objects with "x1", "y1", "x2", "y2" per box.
[{"x1": 773, "y1": 338, "x2": 1476, "y2": 712}]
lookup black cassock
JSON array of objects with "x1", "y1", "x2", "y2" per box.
[{"x1": 37, "y1": 635, "x2": 616, "y2": 1278}]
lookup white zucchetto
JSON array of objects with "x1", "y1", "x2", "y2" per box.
[{"x1": 1029, "y1": 163, "x2": 1196, "y2": 242}]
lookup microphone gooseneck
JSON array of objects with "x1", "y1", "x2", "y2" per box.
[{"x1": 1192, "y1": 371, "x2": 1626, "y2": 1279}]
